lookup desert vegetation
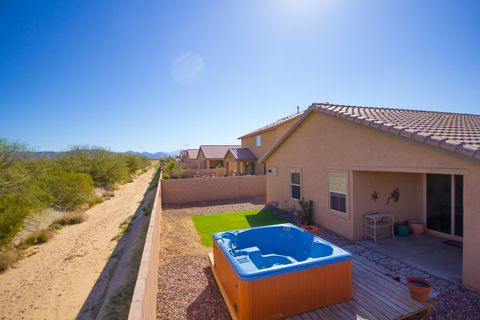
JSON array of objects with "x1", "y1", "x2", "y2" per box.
[{"x1": 0, "y1": 138, "x2": 151, "y2": 270}]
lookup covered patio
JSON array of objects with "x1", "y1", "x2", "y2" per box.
[
  {"x1": 360, "y1": 234, "x2": 462, "y2": 283},
  {"x1": 352, "y1": 167, "x2": 465, "y2": 285},
  {"x1": 224, "y1": 147, "x2": 257, "y2": 176}
]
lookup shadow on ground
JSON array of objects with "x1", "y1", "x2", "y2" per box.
[
  {"x1": 244, "y1": 207, "x2": 290, "y2": 227},
  {"x1": 76, "y1": 187, "x2": 156, "y2": 320},
  {"x1": 162, "y1": 196, "x2": 266, "y2": 209},
  {"x1": 186, "y1": 266, "x2": 232, "y2": 320}
]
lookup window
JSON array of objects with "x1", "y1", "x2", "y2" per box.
[
  {"x1": 329, "y1": 173, "x2": 347, "y2": 213},
  {"x1": 291, "y1": 170, "x2": 301, "y2": 200},
  {"x1": 256, "y1": 135, "x2": 262, "y2": 147}
]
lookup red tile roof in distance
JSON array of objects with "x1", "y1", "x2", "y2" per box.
[
  {"x1": 314, "y1": 103, "x2": 480, "y2": 161},
  {"x1": 227, "y1": 147, "x2": 257, "y2": 160},
  {"x1": 239, "y1": 111, "x2": 304, "y2": 139},
  {"x1": 199, "y1": 145, "x2": 241, "y2": 160},
  {"x1": 186, "y1": 149, "x2": 199, "y2": 159}
]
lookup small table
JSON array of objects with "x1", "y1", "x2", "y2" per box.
[{"x1": 364, "y1": 211, "x2": 395, "y2": 244}]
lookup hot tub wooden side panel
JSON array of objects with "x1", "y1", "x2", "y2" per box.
[
  {"x1": 213, "y1": 241, "x2": 352, "y2": 320},
  {"x1": 244, "y1": 260, "x2": 352, "y2": 319},
  {"x1": 213, "y1": 241, "x2": 240, "y2": 312}
]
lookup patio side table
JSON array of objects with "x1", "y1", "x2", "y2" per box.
[{"x1": 364, "y1": 211, "x2": 395, "y2": 244}]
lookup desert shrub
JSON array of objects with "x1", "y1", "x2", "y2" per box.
[
  {"x1": 123, "y1": 154, "x2": 150, "y2": 175},
  {"x1": 36, "y1": 168, "x2": 96, "y2": 210},
  {"x1": 49, "y1": 223, "x2": 63, "y2": 231},
  {"x1": 52, "y1": 212, "x2": 87, "y2": 226},
  {"x1": 161, "y1": 172, "x2": 170, "y2": 179},
  {"x1": 18, "y1": 229, "x2": 52, "y2": 249},
  {"x1": 0, "y1": 140, "x2": 40, "y2": 247},
  {"x1": 164, "y1": 159, "x2": 176, "y2": 171},
  {"x1": 0, "y1": 140, "x2": 149, "y2": 249},
  {"x1": 88, "y1": 195, "x2": 104, "y2": 206},
  {"x1": 0, "y1": 195, "x2": 33, "y2": 247},
  {"x1": 0, "y1": 247, "x2": 19, "y2": 272},
  {"x1": 58, "y1": 147, "x2": 148, "y2": 189}
]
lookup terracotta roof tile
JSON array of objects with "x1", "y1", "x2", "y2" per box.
[
  {"x1": 199, "y1": 145, "x2": 241, "y2": 160},
  {"x1": 313, "y1": 103, "x2": 480, "y2": 161},
  {"x1": 226, "y1": 148, "x2": 257, "y2": 161},
  {"x1": 186, "y1": 149, "x2": 199, "y2": 159}
]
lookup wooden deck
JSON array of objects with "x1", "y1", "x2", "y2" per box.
[{"x1": 208, "y1": 253, "x2": 429, "y2": 320}]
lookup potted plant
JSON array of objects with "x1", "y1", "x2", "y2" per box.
[
  {"x1": 408, "y1": 219, "x2": 425, "y2": 236},
  {"x1": 297, "y1": 198, "x2": 318, "y2": 234},
  {"x1": 394, "y1": 222, "x2": 410, "y2": 236},
  {"x1": 407, "y1": 277, "x2": 432, "y2": 302}
]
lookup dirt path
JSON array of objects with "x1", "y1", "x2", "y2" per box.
[{"x1": 0, "y1": 168, "x2": 155, "y2": 320}]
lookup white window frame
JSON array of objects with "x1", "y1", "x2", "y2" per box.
[
  {"x1": 328, "y1": 172, "x2": 347, "y2": 215},
  {"x1": 256, "y1": 135, "x2": 262, "y2": 147},
  {"x1": 290, "y1": 169, "x2": 302, "y2": 201}
]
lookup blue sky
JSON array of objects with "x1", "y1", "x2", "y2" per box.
[{"x1": 1, "y1": 0, "x2": 479, "y2": 152}]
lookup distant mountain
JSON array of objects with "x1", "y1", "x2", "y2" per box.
[
  {"x1": 28, "y1": 150, "x2": 180, "y2": 160},
  {"x1": 31, "y1": 151, "x2": 62, "y2": 158},
  {"x1": 124, "y1": 151, "x2": 180, "y2": 159}
]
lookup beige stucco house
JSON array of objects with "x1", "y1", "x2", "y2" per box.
[
  {"x1": 179, "y1": 149, "x2": 201, "y2": 169},
  {"x1": 224, "y1": 148, "x2": 257, "y2": 176},
  {"x1": 196, "y1": 145, "x2": 241, "y2": 169},
  {"x1": 239, "y1": 111, "x2": 304, "y2": 175},
  {"x1": 260, "y1": 103, "x2": 480, "y2": 291}
]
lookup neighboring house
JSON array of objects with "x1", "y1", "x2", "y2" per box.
[
  {"x1": 179, "y1": 148, "x2": 201, "y2": 169},
  {"x1": 224, "y1": 148, "x2": 257, "y2": 175},
  {"x1": 260, "y1": 102, "x2": 480, "y2": 291},
  {"x1": 197, "y1": 145, "x2": 241, "y2": 169},
  {"x1": 239, "y1": 110, "x2": 304, "y2": 175}
]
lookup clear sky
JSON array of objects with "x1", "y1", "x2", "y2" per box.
[{"x1": 1, "y1": 0, "x2": 479, "y2": 152}]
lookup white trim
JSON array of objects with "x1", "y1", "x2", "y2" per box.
[
  {"x1": 290, "y1": 169, "x2": 302, "y2": 201},
  {"x1": 328, "y1": 171, "x2": 348, "y2": 216},
  {"x1": 424, "y1": 173, "x2": 464, "y2": 240},
  {"x1": 451, "y1": 174, "x2": 455, "y2": 236}
]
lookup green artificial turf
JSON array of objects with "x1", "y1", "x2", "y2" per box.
[{"x1": 191, "y1": 209, "x2": 288, "y2": 247}]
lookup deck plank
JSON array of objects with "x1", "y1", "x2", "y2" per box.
[{"x1": 284, "y1": 256, "x2": 428, "y2": 320}]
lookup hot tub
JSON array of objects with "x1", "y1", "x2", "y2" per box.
[{"x1": 212, "y1": 223, "x2": 352, "y2": 320}]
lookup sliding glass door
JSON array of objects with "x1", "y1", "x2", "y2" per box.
[{"x1": 426, "y1": 174, "x2": 463, "y2": 238}]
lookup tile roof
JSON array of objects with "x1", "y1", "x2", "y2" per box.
[
  {"x1": 186, "y1": 149, "x2": 199, "y2": 159},
  {"x1": 261, "y1": 103, "x2": 480, "y2": 162},
  {"x1": 199, "y1": 145, "x2": 241, "y2": 160},
  {"x1": 226, "y1": 147, "x2": 257, "y2": 161},
  {"x1": 239, "y1": 111, "x2": 304, "y2": 139}
]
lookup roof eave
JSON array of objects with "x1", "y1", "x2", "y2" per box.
[
  {"x1": 260, "y1": 104, "x2": 480, "y2": 165},
  {"x1": 259, "y1": 106, "x2": 317, "y2": 163}
]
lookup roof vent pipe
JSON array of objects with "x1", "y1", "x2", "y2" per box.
[{"x1": 297, "y1": 106, "x2": 300, "y2": 114}]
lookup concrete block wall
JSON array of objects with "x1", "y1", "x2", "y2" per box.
[
  {"x1": 128, "y1": 175, "x2": 162, "y2": 320},
  {"x1": 161, "y1": 175, "x2": 266, "y2": 205}
]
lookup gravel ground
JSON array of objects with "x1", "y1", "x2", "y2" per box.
[
  {"x1": 158, "y1": 256, "x2": 230, "y2": 320},
  {"x1": 429, "y1": 287, "x2": 480, "y2": 320},
  {"x1": 157, "y1": 198, "x2": 265, "y2": 320}
]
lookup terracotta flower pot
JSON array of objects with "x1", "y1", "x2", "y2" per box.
[
  {"x1": 408, "y1": 220, "x2": 425, "y2": 236},
  {"x1": 301, "y1": 225, "x2": 319, "y2": 235},
  {"x1": 407, "y1": 277, "x2": 432, "y2": 302}
]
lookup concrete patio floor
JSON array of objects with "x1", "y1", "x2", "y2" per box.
[{"x1": 359, "y1": 234, "x2": 462, "y2": 283}]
